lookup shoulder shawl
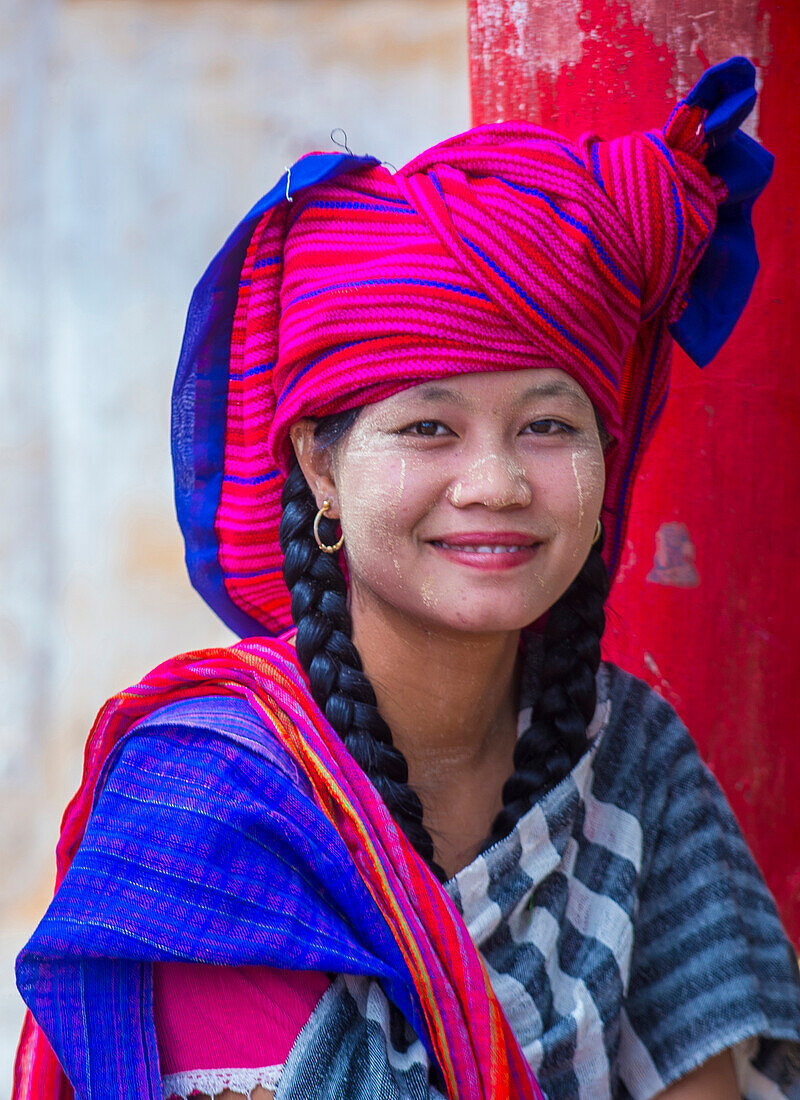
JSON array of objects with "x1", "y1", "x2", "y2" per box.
[{"x1": 14, "y1": 639, "x2": 544, "y2": 1100}]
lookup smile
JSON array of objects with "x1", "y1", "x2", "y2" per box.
[
  {"x1": 431, "y1": 542, "x2": 528, "y2": 554},
  {"x1": 427, "y1": 536, "x2": 540, "y2": 570}
]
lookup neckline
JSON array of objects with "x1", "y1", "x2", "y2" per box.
[
  {"x1": 264, "y1": 627, "x2": 612, "y2": 892},
  {"x1": 443, "y1": 662, "x2": 612, "y2": 892}
]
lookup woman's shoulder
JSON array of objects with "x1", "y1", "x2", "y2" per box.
[
  {"x1": 600, "y1": 664, "x2": 800, "y2": 1092},
  {"x1": 69, "y1": 637, "x2": 325, "y2": 912},
  {"x1": 19, "y1": 637, "x2": 375, "y2": 974},
  {"x1": 596, "y1": 660, "x2": 698, "y2": 765},
  {"x1": 96, "y1": 633, "x2": 309, "y2": 780},
  {"x1": 590, "y1": 661, "x2": 724, "y2": 837},
  {"x1": 599, "y1": 659, "x2": 685, "y2": 729}
]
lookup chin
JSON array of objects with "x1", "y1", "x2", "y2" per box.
[
  {"x1": 351, "y1": 570, "x2": 558, "y2": 637},
  {"x1": 418, "y1": 598, "x2": 549, "y2": 637}
]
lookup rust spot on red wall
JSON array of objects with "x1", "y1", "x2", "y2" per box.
[{"x1": 646, "y1": 522, "x2": 700, "y2": 588}]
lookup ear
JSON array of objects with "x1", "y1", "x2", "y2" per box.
[{"x1": 289, "y1": 420, "x2": 340, "y2": 518}]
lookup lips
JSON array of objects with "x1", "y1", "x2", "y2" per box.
[
  {"x1": 428, "y1": 532, "x2": 539, "y2": 549},
  {"x1": 427, "y1": 533, "x2": 540, "y2": 569},
  {"x1": 431, "y1": 542, "x2": 529, "y2": 554}
]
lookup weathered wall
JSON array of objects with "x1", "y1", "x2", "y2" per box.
[
  {"x1": 468, "y1": 0, "x2": 771, "y2": 127},
  {"x1": 0, "y1": 0, "x2": 468, "y2": 1080},
  {"x1": 467, "y1": 0, "x2": 800, "y2": 946}
]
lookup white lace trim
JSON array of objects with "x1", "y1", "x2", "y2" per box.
[{"x1": 162, "y1": 1064, "x2": 283, "y2": 1098}]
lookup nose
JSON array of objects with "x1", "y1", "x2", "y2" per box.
[{"x1": 446, "y1": 451, "x2": 532, "y2": 510}]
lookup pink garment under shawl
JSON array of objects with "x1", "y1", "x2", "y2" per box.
[{"x1": 153, "y1": 962, "x2": 330, "y2": 1088}]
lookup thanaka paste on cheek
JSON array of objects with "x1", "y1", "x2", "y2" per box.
[
  {"x1": 392, "y1": 458, "x2": 407, "y2": 582},
  {"x1": 329, "y1": 369, "x2": 608, "y2": 638},
  {"x1": 572, "y1": 451, "x2": 585, "y2": 530},
  {"x1": 420, "y1": 578, "x2": 437, "y2": 609},
  {"x1": 333, "y1": 422, "x2": 410, "y2": 608}
]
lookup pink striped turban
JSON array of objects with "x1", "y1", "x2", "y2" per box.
[{"x1": 173, "y1": 57, "x2": 771, "y2": 637}]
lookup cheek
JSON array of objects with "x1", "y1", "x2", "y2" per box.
[
  {"x1": 573, "y1": 447, "x2": 606, "y2": 512},
  {"x1": 547, "y1": 446, "x2": 606, "y2": 530},
  {"x1": 336, "y1": 455, "x2": 412, "y2": 565}
]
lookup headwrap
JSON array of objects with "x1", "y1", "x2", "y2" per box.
[
  {"x1": 173, "y1": 56, "x2": 772, "y2": 638},
  {"x1": 15, "y1": 639, "x2": 545, "y2": 1100}
]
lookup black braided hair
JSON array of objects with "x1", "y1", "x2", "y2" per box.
[
  {"x1": 489, "y1": 531, "x2": 610, "y2": 843},
  {"x1": 279, "y1": 417, "x2": 445, "y2": 880}
]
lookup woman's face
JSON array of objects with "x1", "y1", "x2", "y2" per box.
[{"x1": 294, "y1": 368, "x2": 606, "y2": 637}]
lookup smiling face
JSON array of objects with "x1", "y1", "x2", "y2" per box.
[{"x1": 291, "y1": 368, "x2": 606, "y2": 638}]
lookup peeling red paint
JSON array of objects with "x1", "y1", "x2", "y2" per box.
[
  {"x1": 469, "y1": 0, "x2": 770, "y2": 137},
  {"x1": 469, "y1": 0, "x2": 800, "y2": 944},
  {"x1": 642, "y1": 650, "x2": 681, "y2": 709}
]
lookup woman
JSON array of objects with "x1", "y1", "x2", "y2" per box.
[{"x1": 15, "y1": 57, "x2": 800, "y2": 1100}]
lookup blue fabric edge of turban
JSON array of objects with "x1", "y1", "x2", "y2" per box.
[
  {"x1": 171, "y1": 152, "x2": 379, "y2": 639},
  {"x1": 668, "y1": 56, "x2": 774, "y2": 368}
]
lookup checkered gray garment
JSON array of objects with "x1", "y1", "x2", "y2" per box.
[{"x1": 275, "y1": 657, "x2": 800, "y2": 1100}]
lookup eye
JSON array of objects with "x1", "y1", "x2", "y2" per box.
[
  {"x1": 523, "y1": 418, "x2": 574, "y2": 436},
  {"x1": 403, "y1": 419, "x2": 451, "y2": 437}
]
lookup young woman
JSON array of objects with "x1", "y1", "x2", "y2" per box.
[{"x1": 15, "y1": 57, "x2": 800, "y2": 1100}]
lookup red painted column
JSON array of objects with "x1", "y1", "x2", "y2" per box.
[{"x1": 469, "y1": 0, "x2": 800, "y2": 946}]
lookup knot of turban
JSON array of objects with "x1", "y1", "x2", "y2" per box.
[{"x1": 173, "y1": 56, "x2": 772, "y2": 638}]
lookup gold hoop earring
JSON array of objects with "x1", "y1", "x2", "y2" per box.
[
  {"x1": 313, "y1": 500, "x2": 344, "y2": 554},
  {"x1": 592, "y1": 518, "x2": 603, "y2": 546}
]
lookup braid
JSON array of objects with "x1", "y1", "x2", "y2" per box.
[
  {"x1": 490, "y1": 534, "x2": 610, "y2": 842},
  {"x1": 279, "y1": 457, "x2": 445, "y2": 880}
]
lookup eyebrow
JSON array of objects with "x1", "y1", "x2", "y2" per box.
[
  {"x1": 414, "y1": 385, "x2": 469, "y2": 405},
  {"x1": 518, "y1": 381, "x2": 592, "y2": 407},
  {"x1": 413, "y1": 379, "x2": 591, "y2": 408}
]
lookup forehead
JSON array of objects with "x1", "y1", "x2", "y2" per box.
[{"x1": 369, "y1": 368, "x2": 595, "y2": 415}]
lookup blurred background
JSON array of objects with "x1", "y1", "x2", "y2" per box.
[
  {"x1": 5, "y1": 0, "x2": 799, "y2": 1088},
  {"x1": 0, "y1": 0, "x2": 468, "y2": 1081}
]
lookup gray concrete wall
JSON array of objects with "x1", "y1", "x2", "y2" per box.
[{"x1": 0, "y1": 0, "x2": 468, "y2": 1082}]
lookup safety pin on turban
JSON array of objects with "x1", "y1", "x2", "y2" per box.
[
  {"x1": 331, "y1": 127, "x2": 396, "y2": 173},
  {"x1": 284, "y1": 165, "x2": 293, "y2": 203},
  {"x1": 330, "y1": 128, "x2": 354, "y2": 155}
]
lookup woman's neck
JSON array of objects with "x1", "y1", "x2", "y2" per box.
[{"x1": 351, "y1": 596, "x2": 522, "y2": 875}]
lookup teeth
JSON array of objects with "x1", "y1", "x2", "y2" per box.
[{"x1": 440, "y1": 543, "x2": 524, "y2": 553}]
